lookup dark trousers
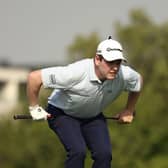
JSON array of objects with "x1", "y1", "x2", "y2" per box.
[{"x1": 47, "y1": 104, "x2": 112, "y2": 168}]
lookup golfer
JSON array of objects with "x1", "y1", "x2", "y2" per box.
[{"x1": 27, "y1": 37, "x2": 143, "y2": 168}]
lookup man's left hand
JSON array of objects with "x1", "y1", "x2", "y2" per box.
[{"x1": 114, "y1": 110, "x2": 135, "y2": 124}]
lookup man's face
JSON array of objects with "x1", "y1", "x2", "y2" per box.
[{"x1": 95, "y1": 55, "x2": 122, "y2": 81}]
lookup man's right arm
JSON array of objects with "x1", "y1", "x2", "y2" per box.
[
  {"x1": 27, "y1": 70, "x2": 42, "y2": 106},
  {"x1": 26, "y1": 70, "x2": 50, "y2": 120}
]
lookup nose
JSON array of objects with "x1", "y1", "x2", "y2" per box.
[
  {"x1": 105, "y1": 60, "x2": 121, "y2": 72},
  {"x1": 110, "y1": 64, "x2": 119, "y2": 71},
  {"x1": 113, "y1": 65, "x2": 119, "y2": 70}
]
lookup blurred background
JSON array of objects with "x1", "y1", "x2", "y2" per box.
[{"x1": 0, "y1": 0, "x2": 167, "y2": 167}]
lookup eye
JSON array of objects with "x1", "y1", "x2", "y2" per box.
[{"x1": 116, "y1": 61, "x2": 121, "y2": 65}]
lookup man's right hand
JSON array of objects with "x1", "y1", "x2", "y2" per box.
[{"x1": 29, "y1": 105, "x2": 51, "y2": 120}]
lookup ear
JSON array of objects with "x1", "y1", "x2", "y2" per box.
[{"x1": 94, "y1": 55, "x2": 102, "y2": 66}]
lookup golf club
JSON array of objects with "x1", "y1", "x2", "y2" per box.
[{"x1": 13, "y1": 111, "x2": 135, "y2": 121}]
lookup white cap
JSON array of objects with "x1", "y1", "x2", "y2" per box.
[{"x1": 96, "y1": 37, "x2": 126, "y2": 62}]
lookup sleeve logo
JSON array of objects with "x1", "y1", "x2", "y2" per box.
[{"x1": 49, "y1": 74, "x2": 56, "y2": 84}]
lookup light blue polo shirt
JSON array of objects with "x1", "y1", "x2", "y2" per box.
[{"x1": 41, "y1": 59, "x2": 141, "y2": 118}]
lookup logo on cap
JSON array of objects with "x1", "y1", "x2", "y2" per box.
[{"x1": 106, "y1": 48, "x2": 122, "y2": 52}]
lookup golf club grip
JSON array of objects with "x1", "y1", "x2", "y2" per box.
[
  {"x1": 105, "y1": 111, "x2": 136, "y2": 120},
  {"x1": 105, "y1": 116, "x2": 119, "y2": 120},
  {"x1": 13, "y1": 114, "x2": 32, "y2": 120}
]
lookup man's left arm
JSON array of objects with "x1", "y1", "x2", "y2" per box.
[
  {"x1": 126, "y1": 90, "x2": 141, "y2": 113},
  {"x1": 118, "y1": 75, "x2": 143, "y2": 123}
]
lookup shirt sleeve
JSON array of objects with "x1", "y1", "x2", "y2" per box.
[
  {"x1": 41, "y1": 62, "x2": 85, "y2": 89},
  {"x1": 123, "y1": 66, "x2": 142, "y2": 92}
]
